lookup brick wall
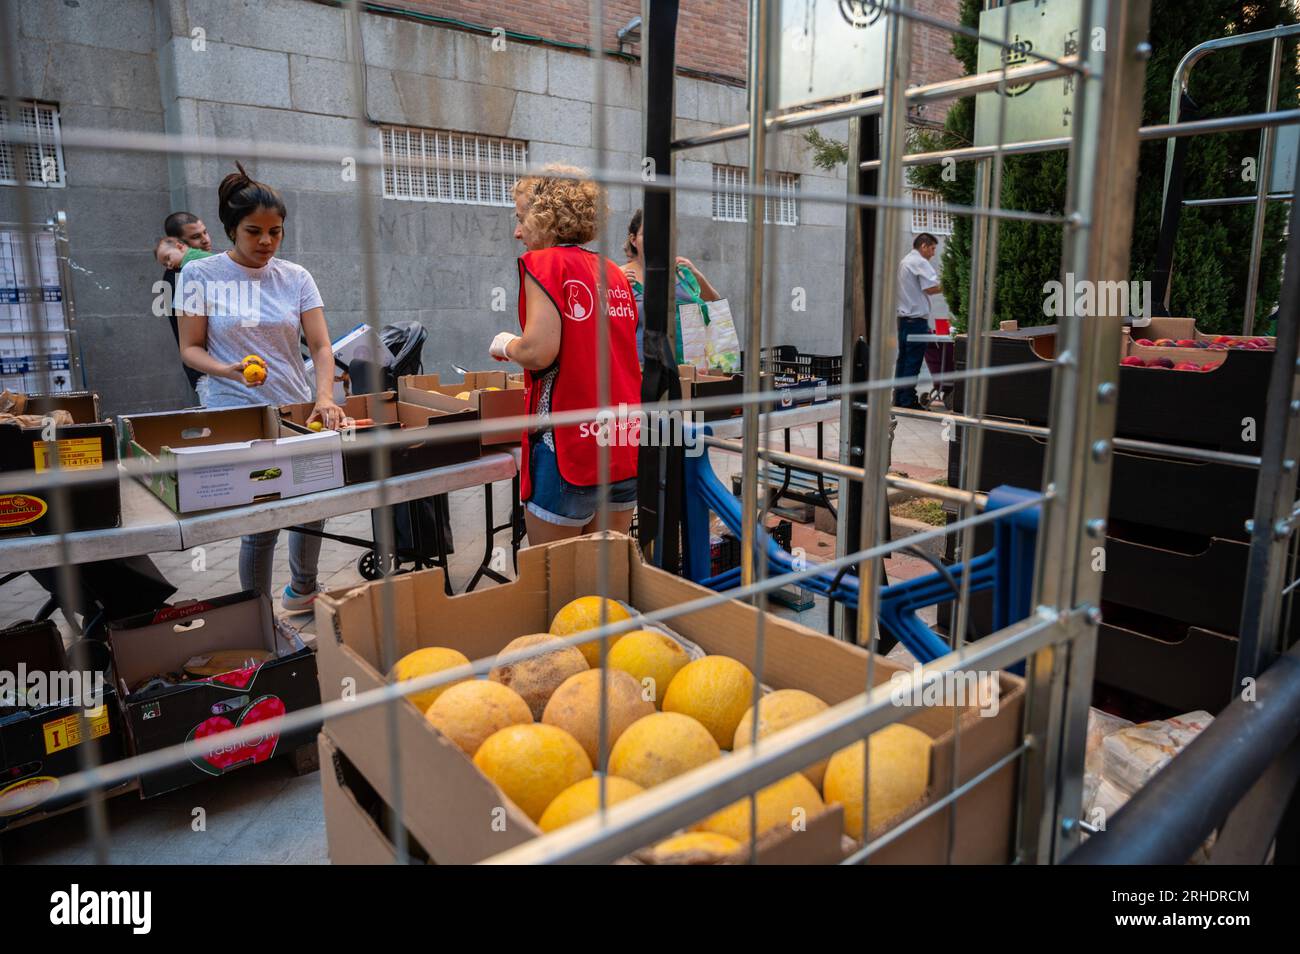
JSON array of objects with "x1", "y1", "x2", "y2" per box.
[
  {"x1": 380, "y1": 0, "x2": 749, "y2": 82},
  {"x1": 912, "y1": 0, "x2": 966, "y2": 127},
  {"x1": 368, "y1": 1, "x2": 963, "y2": 94}
]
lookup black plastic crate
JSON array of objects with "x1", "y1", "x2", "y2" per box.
[
  {"x1": 710, "y1": 521, "x2": 793, "y2": 577},
  {"x1": 744, "y1": 347, "x2": 842, "y2": 386}
]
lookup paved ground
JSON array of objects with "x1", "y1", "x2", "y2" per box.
[{"x1": 0, "y1": 412, "x2": 949, "y2": 864}]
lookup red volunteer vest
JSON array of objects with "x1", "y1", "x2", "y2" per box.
[{"x1": 517, "y1": 245, "x2": 641, "y2": 500}]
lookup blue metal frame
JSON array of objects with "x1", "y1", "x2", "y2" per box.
[{"x1": 682, "y1": 426, "x2": 1040, "y2": 663}]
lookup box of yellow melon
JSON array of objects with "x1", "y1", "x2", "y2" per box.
[{"x1": 313, "y1": 533, "x2": 1024, "y2": 865}]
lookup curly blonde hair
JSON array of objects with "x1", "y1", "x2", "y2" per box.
[{"x1": 513, "y1": 164, "x2": 604, "y2": 246}]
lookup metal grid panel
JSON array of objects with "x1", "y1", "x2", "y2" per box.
[
  {"x1": 379, "y1": 124, "x2": 527, "y2": 206},
  {"x1": 4, "y1": 0, "x2": 1296, "y2": 868}
]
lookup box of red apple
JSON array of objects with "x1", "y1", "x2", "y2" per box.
[{"x1": 1122, "y1": 317, "x2": 1274, "y2": 371}]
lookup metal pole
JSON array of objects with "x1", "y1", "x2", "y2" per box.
[
  {"x1": 1235, "y1": 144, "x2": 1300, "y2": 688},
  {"x1": 1243, "y1": 36, "x2": 1283, "y2": 335},
  {"x1": 837, "y1": 109, "x2": 873, "y2": 640},
  {"x1": 1021, "y1": 0, "x2": 1153, "y2": 864},
  {"x1": 670, "y1": 56, "x2": 1081, "y2": 151},
  {"x1": 1161, "y1": 24, "x2": 1300, "y2": 213},
  {"x1": 856, "y1": 3, "x2": 912, "y2": 652},
  {"x1": 739, "y1": 0, "x2": 770, "y2": 589},
  {"x1": 52, "y1": 212, "x2": 84, "y2": 389}
]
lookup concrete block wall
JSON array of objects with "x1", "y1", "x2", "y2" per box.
[
  {"x1": 0, "y1": 0, "x2": 179, "y2": 416},
  {"x1": 5, "y1": 0, "x2": 860, "y2": 415}
]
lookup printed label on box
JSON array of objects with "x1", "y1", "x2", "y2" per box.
[
  {"x1": 0, "y1": 776, "x2": 59, "y2": 816},
  {"x1": 0, "y1": 493, "x2": 48, "y2": 528},
  {"x1": 42, "y1": 708, "x2": 111, "y2": 754},
  {"x1": 289, "y1": 451, "x2": 338, "y2": 486},
  {"x1": 33, "y1": 437, "x2": 104, "y2": 473}
]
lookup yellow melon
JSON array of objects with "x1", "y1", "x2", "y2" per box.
[
  {"x1": 662, "y1": 655, "x2": 756, "y2": 749},
  {"x1": 693, "y1": 772, "x2": 826, "y2": 843},
  {"x1": 823, "y1": 724, "x2": 932, "y2": 839},
  {"x1": 608, "y1": 711, "x2": 720, "y2": 789},
  {"x1": 733, "y1": 689, "x2": 830, "y2": 788},
  {"x1": 424, "y1": 679, "x2": 533, "y2": 757},
  {"x1": 607, "y1": 630, "x2": 691, "y2": 707},
  {"x1": 387, "y1": 647, "x2": 470, "y2": 714},
  {"x1": 647, "y1": 831, "x2": 743, "y2": 864},
  {"x1": 455, "y1": 391, "x2": 473, "y2": 400},
  {"x1": 542, "y1": 668, "x2": 655, "y2": 766},
  {"x1": 489, "y1": 634, "x2": 589, "y2": 720},
  {"x1": 472, "y1": 723, "x2": 592, "y2": 822},
  {"x1": 549, "y1": 596, "x2": 632, "y2": 668},
  {"x1": 538, "y1": 775, "x2": 643, "y2": 833}
]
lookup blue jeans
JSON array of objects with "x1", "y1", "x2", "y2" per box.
[
  {"x1": 894, "y1": 315, "x2": 929, "y2": 408},
  {"x1": 240, "y1": 521, "x2": 324, "y2": 599}
]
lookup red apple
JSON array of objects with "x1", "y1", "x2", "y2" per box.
[
  {"x1": 1199, "y1": 363, "x2": 1217, "y2": 372},
  {"x1": 1120, "y1": 355, "x2": 1146, "y2": 367},
  {"x1": 1175, "y1": 339, "x2": 1197, "y2": 348},
  {"x1": 1153, "y1": 338, "x2": 1176, "y2": 347},
  {"x1": 1151, "y1": 356, "x2": 1175, "y2": 369},
  {"x1": 1213, "y1": 335, "x2": 1234, "y2": 344},
  {"x1": 1135, "y1": 338, "x2": 1154, "y2": 347},
  {"x1": 1173, "y1": 361, "x2": 1201, "y2": 371}
]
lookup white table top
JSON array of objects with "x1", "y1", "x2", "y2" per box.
[
  {"x1": 1, "y1": 453, "x2": 518, "y2": 572},
  {"x1": 0, "y1": 472, "x2": 183, "y2": 574},
  {"x1": 908, "y1": 334, "x2": 955, "y2": 344}
]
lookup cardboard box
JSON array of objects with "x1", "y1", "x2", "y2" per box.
[
  {"x1": 0, "y1": 391, "x2": 120, "y2": 536},
  {"x1": 118, "y1": 405, "x2": 344, "y2": 512},
  {"x1": 399, "y1": 372, "x2": 525, "y2": 447},
  {"x1": 280, "y1": 391, "x2": 480, "y2": 483},
  {"x1": 315, "y1": 534, "x2": 1025, "y2": 864},
  {"x1": 107, "y1": 592, "x2": 321, "y2": 797},
  {"x1": 678, "y1": 365, "x2": 744, "y2": 421},
  {"x1": 319, "y1": 731, "x2": 432, "y2": 864},
  {"x1": 0, "y1": 620, "x2": 126, "y2": 828},
  {"x1": 957, "y1": 324, "x2": 1277, "y2": 455}
]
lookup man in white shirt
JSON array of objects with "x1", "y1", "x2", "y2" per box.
[{"x1": 895, "y1": 232, "x2": 942, "y2": 408}]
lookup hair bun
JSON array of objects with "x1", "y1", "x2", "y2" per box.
[{"x1": 218, "y1": 161, "x2": 254, "y2": 206}]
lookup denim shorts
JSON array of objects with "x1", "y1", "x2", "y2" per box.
[{"x1": 526, "y1": 438, "x2": 638, "y2": 527}]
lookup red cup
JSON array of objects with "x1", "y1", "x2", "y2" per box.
[{"x1": 934, "y1": 317, "x2": 951, "y2": 336}]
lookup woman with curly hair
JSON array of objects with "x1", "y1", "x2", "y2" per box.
[{"x1": 489, "y1": 164, "x2": 641, "y2": 543}]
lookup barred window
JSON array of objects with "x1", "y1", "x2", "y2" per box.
[
  {"x1": 0, "y1": 101, "x2": 66, "y2": 188},
  {"x1": 380, "y1": 126, "x2": 527, "y2": 206},
  {"x1": 909, "y1": 188, "x2": 953, "y2": 236},
  {"x1": 711, "y1": 165, "x2": 799, "y2": 226}
]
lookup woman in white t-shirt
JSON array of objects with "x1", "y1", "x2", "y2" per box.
[{"x1": 177, "y1": 162, "x2": 344, "y2": 613}]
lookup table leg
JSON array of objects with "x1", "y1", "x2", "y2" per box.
[{"x1": 467, "y1": 480, "x2": 513, "y2": 591}]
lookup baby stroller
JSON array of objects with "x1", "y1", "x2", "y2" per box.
[{"x1": 302, "y1": 322, "x2": 456, "y2": 586}]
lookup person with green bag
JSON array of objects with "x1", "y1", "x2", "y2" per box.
[{"x1": 622, "y1": 208, "x2": 722, "y2": 366}]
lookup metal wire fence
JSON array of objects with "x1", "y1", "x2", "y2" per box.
[{"x1": 0, "y1": 0, "x2": 1293, "y2": 866}]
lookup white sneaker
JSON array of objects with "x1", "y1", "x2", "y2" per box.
[{"x1": 281, "y1": 585, "x2": 319, "y2": 614}]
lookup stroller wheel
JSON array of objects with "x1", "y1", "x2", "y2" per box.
[{"x1": 357, "y1": 550, "x2": 397, "y2": 581}]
